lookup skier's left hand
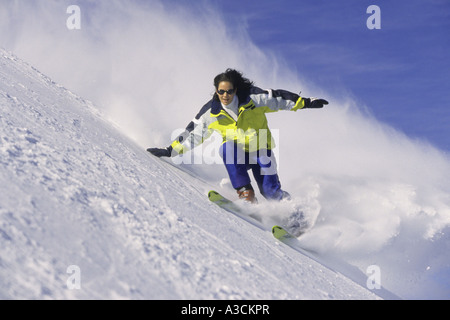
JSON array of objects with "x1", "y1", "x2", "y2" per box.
[
  {"x1": 305, "y1": 98, "x2": 329, "y2": 109},
  {"x1": 147, "y1": 146, "x2": 172, "y2": 157}
]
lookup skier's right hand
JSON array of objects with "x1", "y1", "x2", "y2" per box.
[
  {"x1": 304, "y1": 98, "x2": 329, "y2": 109},
  {"x1": 147, "y1": 146, "x2": 172, "y2": 158}
]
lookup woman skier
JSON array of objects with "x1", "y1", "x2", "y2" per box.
[{"x1": 147, "y1": 69, "x2": 328, "y2": 203}]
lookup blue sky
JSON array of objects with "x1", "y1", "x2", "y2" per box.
[{"x1": 209, "y1": 0, "x2": 450, "y2": 151}]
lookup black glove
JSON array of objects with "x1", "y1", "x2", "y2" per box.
[
  {"x1": 305, "y1": 98, "x2": 329, "y2": 109},
  {"x1": 147, "y1": 146, "x2": 173, "y2": 158}
]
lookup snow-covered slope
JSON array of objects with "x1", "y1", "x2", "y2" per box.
[{"x1": 0, "y1": 49, "x2": 387, "y2": 300}]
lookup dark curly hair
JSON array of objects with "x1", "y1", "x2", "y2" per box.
[{"x1": 213, "y1": 69, "x2": 254, "y2": 102}]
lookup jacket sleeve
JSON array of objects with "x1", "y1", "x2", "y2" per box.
[
  {"x1": 249, "y1": 86, "x2": 306, "y2": 112},
  {"x1": 170, "y1": 101, "x2": 214, "y2": 155}
]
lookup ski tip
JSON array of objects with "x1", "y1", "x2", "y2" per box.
[
  {"x1": 272, "y1": 225, "x2": 293, "y2": 240},
  {"x1": 208, "y1": 190, "x2": 219, "y2": 198},
  {"x1": 272, "y1": 225, "x2": 284, "y2": 236},
  {"x1": 208, "y1": 190, "x2": 224, "y2": 202},
  {"x1": 272, "y1": 225, "x2": 281, "y2": 233}
]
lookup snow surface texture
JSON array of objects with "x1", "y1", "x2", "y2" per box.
[{"x1": 0, "y1": 49, "x2": 392, "y2": 300}]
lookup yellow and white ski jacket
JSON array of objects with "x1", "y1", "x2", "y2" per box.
[{"x1": 170, "y1": 86, "x2": 307, "y2": 155}]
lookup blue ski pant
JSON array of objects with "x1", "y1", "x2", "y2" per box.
[{"x1": 220, "y1": 141, "x2": 286, "y2": 200}]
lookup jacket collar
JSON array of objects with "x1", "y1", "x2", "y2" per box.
[{"x1": 210, "y1": 96, "x2": 252, "y2": 117}]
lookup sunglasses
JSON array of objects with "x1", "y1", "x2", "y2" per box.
[{"x1": 217, "y1": 89, "x2": 236, "y2": 95}]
